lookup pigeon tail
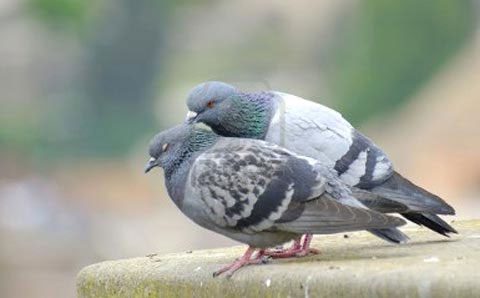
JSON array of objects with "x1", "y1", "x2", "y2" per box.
[
  {"x1": 368, "y1": 227, "x2": 409, "y2": 244},
  {"x1": 370, "y1": 172, "x2": 455, "y2": 215},
  {"x1": 402, "y1": 212, "x2": 458, "y2": 236}
]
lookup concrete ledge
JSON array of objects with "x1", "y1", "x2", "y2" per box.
[{"x1": 77, "y1": 220, "x2": 480, "y2": 298}]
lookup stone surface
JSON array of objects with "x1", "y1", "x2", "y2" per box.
[{"x1": 77, "y1": 220, "x2": 480, "y2": 298}]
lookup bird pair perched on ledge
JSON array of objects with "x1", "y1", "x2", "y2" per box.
[{"x1": 144, "y1": 81, "x2": 456, "y2": 277}]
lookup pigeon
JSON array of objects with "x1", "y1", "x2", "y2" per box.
[
  {"x1": 185, "y1": 81, "x2": 457, "y2": 248},
  {"x1": 145, "y1": 124, "x2": 406, "y2": 277}
]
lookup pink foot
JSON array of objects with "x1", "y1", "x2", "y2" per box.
[
  {"x1": 296, "y1": 234, "x2": 320, "y2": 256},
  {"x1": 213, "y1": 247, "x2": 268, "y2": 278},
  {"x1": 264, "y1": 234, "x2": 320, "y2": 258},
  {"x1": 264, "y1": 237, "x2": 302, "y2": 258}
]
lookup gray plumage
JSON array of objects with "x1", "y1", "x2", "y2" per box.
[
  {"x1": 146, "y1": 124, "x2": 406, "y2": 248},
  {"x1": 185, "y1": 81, "x2": 457, "y2": 236}
]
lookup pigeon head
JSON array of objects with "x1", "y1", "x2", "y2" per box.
[
  {"x1": 144, "y1": 124, "x2": 218, "y2": 176},
  {"x1": 145, "y1": 125, "x2": 189, "y2": 174},
  {"x1": 185, "y1": 81, "x2": 237, "y2": 126},
  {"x1": 186, "y1": 81, "x2": 275, "y2": 139}
]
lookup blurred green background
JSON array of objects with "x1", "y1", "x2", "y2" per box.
[{"x1": 0, "y1": 1, "x2": 479, "y2": 297}]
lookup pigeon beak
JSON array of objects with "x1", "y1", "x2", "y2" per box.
[
  {"x1": 185, "y1": 111, "x2": 198, "y2": 124},
  {"x1": 144, "y1": 157, "x2": 158, "y2": 174}
]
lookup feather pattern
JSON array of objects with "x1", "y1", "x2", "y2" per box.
[
  {"x1": 266, "y1": 92, "x2": 393, "y2": 188},
  {"x1": 183, "y1": 137, "x2": 405, "y2": 246},
  {"x1": 185, "y1": 81, "x2": 456, "y2": 238}
]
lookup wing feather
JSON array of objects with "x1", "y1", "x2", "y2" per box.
[
  {"x1": 266, "y1": 92, "x2": 394, "y2": 188},
  {"x1": 189, "y1": 138, "x2": 405, "y2": 235},
  {"x1": 275, "y1": 195, "x2": 405, "y2": 234}
]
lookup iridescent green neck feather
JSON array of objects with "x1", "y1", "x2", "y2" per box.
[{"x1": 212, "y1": 92, "x2": 275, "y2": 139}]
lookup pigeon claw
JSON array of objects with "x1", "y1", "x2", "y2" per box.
[
  {"x1": 264, "y1": 234, "x2": 320, "y2": 258},
  {"x1": 264, "y1": 247, "x2": 320, "y2": 258},
  {"x1": 212, "y1": 247, "x2": 267, "y2": 278}
]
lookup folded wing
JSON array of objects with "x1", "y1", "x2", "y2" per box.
[{"x1": 189, "y1": 139, "x2": 405, "y2": 235}]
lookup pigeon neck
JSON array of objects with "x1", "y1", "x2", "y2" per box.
[
  {"x1": 164, "y1": 129, "x2": 218, "y2": 206},
  {"x1": 212, "y1": 91, "x2": 274, "y2": 140}
]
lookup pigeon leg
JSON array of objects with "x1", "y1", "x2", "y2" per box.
[
  {"x1": 213, "y1": 247, "x2": 268, "y2": 278},
  {"x1": 297, "y1": 234, "x2": 320, "y2": 256},
  {"x1": 264, "y1": 236, "x2": 302, "y2": 257},
  {"x1": 264, "y1": 234, "x2": 320, "y2": 258}
]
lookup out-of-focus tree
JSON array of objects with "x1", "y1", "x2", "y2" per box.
[
  {"x1": 325, "y1": 0, "x2": 476, "y2": 125},
  {"x1": 77, "y1": 0, "x2": 170, "y2": 156},
  {"x1": 25, "y1": 0, "x2": 174, "y2": 158}
]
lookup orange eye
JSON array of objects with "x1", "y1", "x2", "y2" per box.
[{"x1": 207, "y1": 100, "x2": 215, "y2": 108}]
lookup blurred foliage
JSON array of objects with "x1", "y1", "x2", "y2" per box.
[
  {"x1": 7, "y1": 0, "x2": 477, "y2": 161},
  {"x1": 27, "y1": 0, "x2": 93, "y2": 32},
  {"x1": 23, "y1": 0, "x2": 175, "y2": 159},
  {"x1": 326, "y1": 0, "x2": 476, "y2": 124},
  {"x1": 76, "y1": 0, "x2": 171, "y2": 157}
]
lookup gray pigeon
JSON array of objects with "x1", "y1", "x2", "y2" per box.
[
  {"x1": 185, "y1": 81, "x2": 457, "y2": 244},
  {"x1": 145, "y1": 124, "x2": 406, "y2": 277}
]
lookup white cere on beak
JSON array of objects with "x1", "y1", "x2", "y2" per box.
[
  {"x1": 149, "y1": 157, "x2": 156, "y2": 163},
  {"x1": 185, "y1": 111, "x2": 198, "y2": 121}
]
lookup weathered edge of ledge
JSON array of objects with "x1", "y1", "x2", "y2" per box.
[{"x1": 77, "y1": 220, "x2": 480, "y2": 298}]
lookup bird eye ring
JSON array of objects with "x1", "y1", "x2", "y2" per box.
[
  {"x1": 207, "y1": 100, "x2": 215, "y2": 108},
  {"x1": 162, "y1": 143, "x2": 169, "y2": 152}
]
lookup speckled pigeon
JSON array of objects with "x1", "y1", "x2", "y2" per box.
[
  {"x1": 144, "y1": 124, "x2": 406, "y2": 277},
  {"x1": 185, "y1": 81, "x2": 457, "y2": 249}
]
